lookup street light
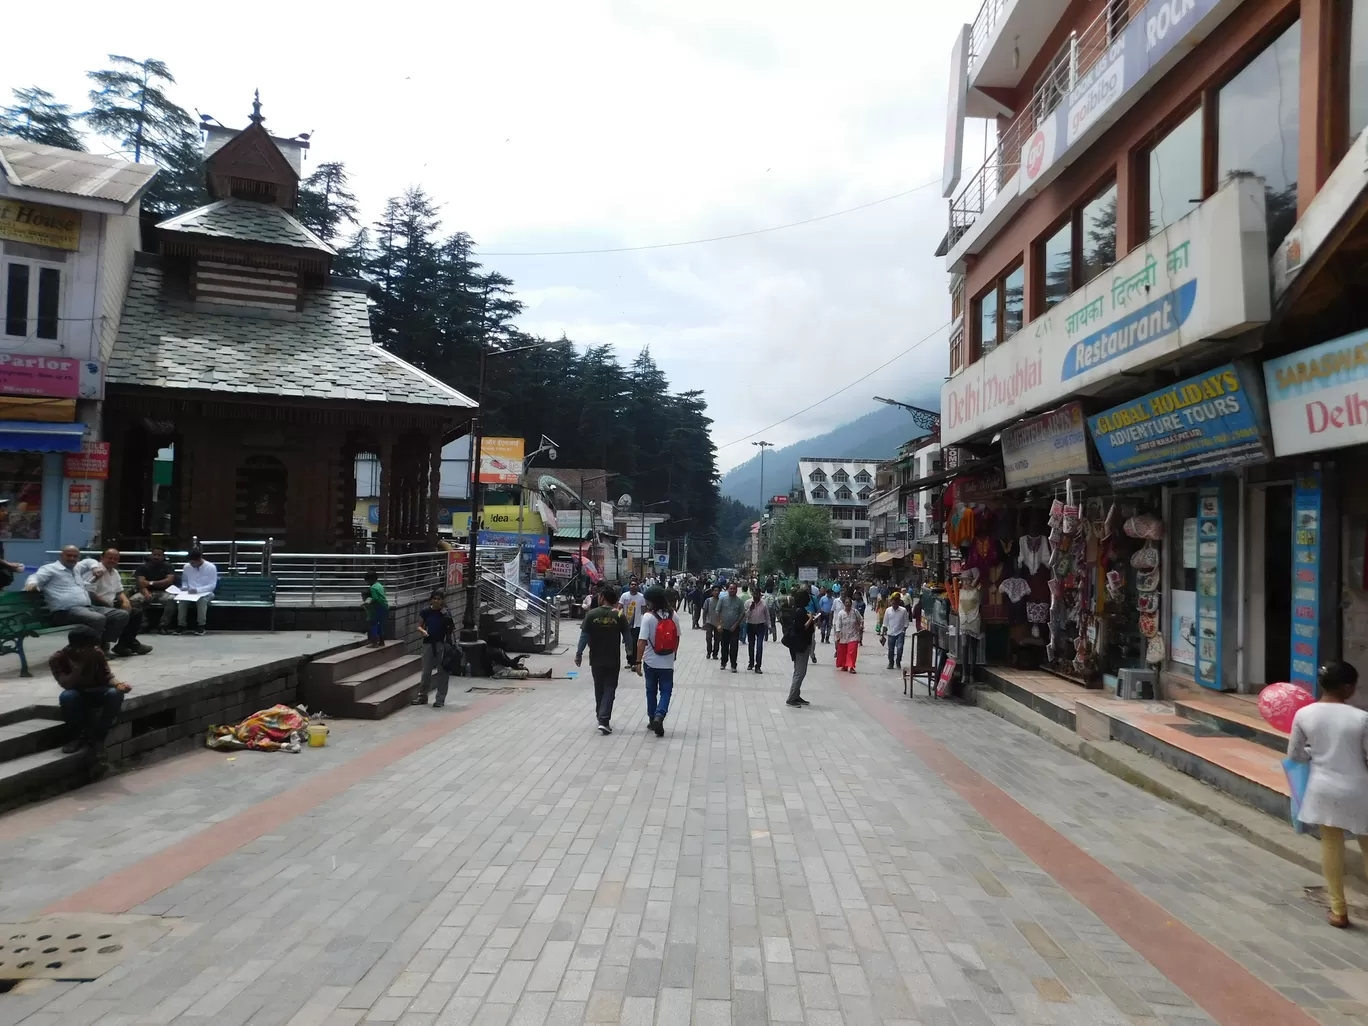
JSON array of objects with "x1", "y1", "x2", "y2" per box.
[
  {"x1": 753, "y1": 440, "x2": 773, "y2": 565},
  {"x1": 515, "y1": 433, "x2": 559, "y2": 575},
  {"x1": 639, "y1": 500, "x2": 670, "y2": 578}
]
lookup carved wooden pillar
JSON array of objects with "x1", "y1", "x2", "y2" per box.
[
  {"x1": 376, "y1": 435, "x2": 394, "y2": 552},
  {"x1": 429, "y1": 437, "x2": 443, "y2": 549}
]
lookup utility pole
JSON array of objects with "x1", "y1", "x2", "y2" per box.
[{"x1": 752, "y1": 440, "x2": 773, "y2": 565}]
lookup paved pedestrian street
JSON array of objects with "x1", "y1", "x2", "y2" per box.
[{"x1": 1, "y1": 638, "x2": 1366, "y2": 1026}]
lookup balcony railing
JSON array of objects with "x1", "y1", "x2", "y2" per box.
[
  {"x1": 950, "y1": 0, "x2": 1144, "y2": 247},
  {"x1": 967, "y1": 0, "x2": 1010, "y2": 66}
]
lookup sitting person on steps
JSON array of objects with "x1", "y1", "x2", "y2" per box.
[{"x1": 50, "y1": 626, "x2": 132, "y2": 758}]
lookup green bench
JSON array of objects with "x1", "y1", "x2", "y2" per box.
[
  {"x1": 0, "y1": 591, "x2": 67, "y2": 677},
  {"x1": 208, "y1": 575, "x2": 279, "y2": 631}
]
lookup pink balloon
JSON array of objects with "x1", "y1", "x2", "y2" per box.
[{"x1": 1257, "y1": 681, "x2": 1315, "y2": 733}]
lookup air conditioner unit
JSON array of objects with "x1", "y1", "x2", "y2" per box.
[{"x1": 1117, "y1": 668, "x2": 1156, "y2": 700}]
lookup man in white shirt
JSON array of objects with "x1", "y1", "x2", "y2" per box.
[
  {"x1": 882, "y1": 595, "x2": 911, "y2": 670},
  {"x1": 177, "y1": 548, "x2": 218, "y2": 635},
  {"x1": 26, "y1": 545, "x2": 130, "y2": 650},
  {"x1": 619, "y1": 580, "x2": 645, "y2": 650},
  {"x1": 76, "y1": 547, "x2": 151, "y2": 656},
  {"x1": 634, "y1": 586, "x2": 677, "y2": 737}
]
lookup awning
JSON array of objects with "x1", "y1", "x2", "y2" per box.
[
  {"x1": 0, "y1": 421, "x2": 86, "y2": 452},
  {"x1": 874, "y1": 551, "x2": 897, "y2": 565}
]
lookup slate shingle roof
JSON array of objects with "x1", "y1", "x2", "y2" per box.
[
  {"x1": 108, "y1": 264, "x2": 475, "y2": 409},
  {"x1": 157, "y1": 198, "x2": 336, "y2": 254},
  {"x1": 0, "y1": 138, "x2": 158, "y2": 205}
]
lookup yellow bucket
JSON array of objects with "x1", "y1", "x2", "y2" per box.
[{"x1": 307, "y1": 722, "x2": 329, "y2": 748}]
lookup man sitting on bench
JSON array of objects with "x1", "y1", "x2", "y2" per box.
[{"x1": 26, "y1": 545, "x2": 129, "y2": 652}]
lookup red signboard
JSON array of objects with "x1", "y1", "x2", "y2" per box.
[
  {"x1": 770, "y1": 495, "x2": 788, "y2": 504},
  {"x1": 67, "y1": 483, "x2": 91, "y2": 513},
  {"x1": 64, "y1": 442, "x2": 109, "y2": 479}
]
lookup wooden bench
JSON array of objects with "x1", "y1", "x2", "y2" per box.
[
  {"x1": 206, "y1": 575, "x2": 279, "y2": 631},
  {"x1": 0, "y1": 591, "x2": 67, "y2": 677}
]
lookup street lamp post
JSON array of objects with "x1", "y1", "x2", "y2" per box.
[
  {"x1": 752, "y1": 440, "x2": 773, "y2": 566},
  {"x1": 515, "y1": 434, "x2": 559, "y2": 580}
]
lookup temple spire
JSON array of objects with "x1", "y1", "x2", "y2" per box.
[{"x1": 249, "y1": 89, "x2": 264, "y2": 126}]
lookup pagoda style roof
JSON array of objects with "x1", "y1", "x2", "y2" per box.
[
  {"x1": 158, "y1": 198, "x2": 335, "y2": 254},
  {"x1": 108, "y1": 262, "x2": 474, "y2": 409}
]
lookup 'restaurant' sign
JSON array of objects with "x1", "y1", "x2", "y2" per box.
[
  {"x1": 0, "y1": 199, "x2": 81, "y2": 251},
  {"x1": 1000, "y1": 402, "x2": 1092, "y2": 489},
  {"x1": 1262, "y1": 328, "x2": 1368, "y2": 456}
]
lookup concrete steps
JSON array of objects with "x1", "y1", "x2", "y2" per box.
[
  {"x1": 302, "y1": 642, "x2": 423, "y2": 719},
  {"x1": 354, "y1": 673, "x2": 423, "y2": 719}
]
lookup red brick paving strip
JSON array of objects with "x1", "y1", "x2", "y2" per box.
[
  {"x1": 42, "y1": 693, "x2": 514, "y2": 915},
  {"x1": 844, "y1": 678, "x2": 1321, "y2": 1026}
]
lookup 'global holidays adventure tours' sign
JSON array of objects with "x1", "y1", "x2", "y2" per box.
[
  {"x1": 1087, "y1": 363, "x2": 1270, "y2": 486},
  {"x1": 940, "y1": 178, "x2": 1270, "y2": 445}
]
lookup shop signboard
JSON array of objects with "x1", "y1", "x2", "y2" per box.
[
  {"x1": 1195, "y1": 487, "x2": 1223, "y2": 689},
  {"x1": 912, "y1": 550, "x2": 925, "y2": 568},
  {"x1": 797, "y1": 566, "x2": 818, "y2": 582},
  {"x1": 770, "y1": 495, "x2": 788, "y2": 505},
  {"x1": 1170, "y1": 588, "x2": 1196, "y2": 665},
  {"x1": 1291, "y1": 473, "x2": 1323, "y2": 692},
  {"x1": 1000, "y1": 402, "x2": 1091, "y2": 489},
  {"x1": 478, "y1": 437, "x2": 524, "y2": 484},
  {"x1": 941, "y1": 179, "x2": 1269, "y2": 445},
  {"x1": 446, "y1": 549, "x2": 466, "y2": 587},
  {"x1": 946, "y1": 464, "x2": 1004, "y2": 506},
  {"x1": 1262, "y1": 328, "x2": 1368, "y2": 456},
  {"x1": 64, "y1": 441, "x2": 109, "y2": 479},
  {"x1": 1086, "y1": 363, "x2": 1270, "y2": 487},
  {"x1": 0, "y1": 199, "x2": 82, "y2": 250},
  {"x1": 0, "y1": 356, "x2": 103, "y2": 400},
  {"x1": 478, "y1": 531, "x2": 549, "y2": 554},
  {"x1": 67, "y1": 483, "x2": 91, "y2": 514},
  {"x1": 550, "y1": 559, "x2": 574, "y2": 578}
]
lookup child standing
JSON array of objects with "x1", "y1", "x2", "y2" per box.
[
  {"x1": 362, "y1": 570, "x2": 388, "y2": 647},
  {"x1": 1287, "y1": 661, "x2": 1368, "y2": 928}
]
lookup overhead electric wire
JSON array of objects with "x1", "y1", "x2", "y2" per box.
[
  {"x1": 480, "y1": 176, "x2": 942, "y2": 256},
  {"x1": 715, "y1": 320, "x2": 951, "y2": 451}
]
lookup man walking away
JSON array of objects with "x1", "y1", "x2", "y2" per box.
[
  {"x1": 178, "y1": 548, "x2": 218, "y2": 636},
  {"x1": 716, "y1": 582, "x2": 745, "y2": 673},
  {"x1": 635, "y1": 586, "x2": 679, "y2": 736},
  {"x1": 50, "y1": 626, "x2": 131, "y2": 758},
  {"x1": 619, "y1": 579, "x2": 646, "y2": 652},
  {"x1": 782, "y1": 587, "x2": 817, "y2": 707},
  {"x1": 765, "y1": 585, "x2": 779, "y2": 641},
  {"x1": 818, "y1": 587, "x2": 834, "y2": 644},
  {"x1": 833, "y1": 593, "x2": 863, "y2": 673},
  {"x1": 745, "y1": 587, "x2": 770, "y2": 672},
  {"x1": 413, "y1": 590, "x2": 455, "y2": 707},
  {"x1": 576, "y1": 584, "x2": 633, "y2": 734},
  {"x1": 689, "y1": 582, "x2": 704, "y2": 629},
  {"x1": 883, "y1": 594, "x2": 911, "y2": 670},
  {"x1": 702, "y1": 585, "x2": 721, "y2": 659}
]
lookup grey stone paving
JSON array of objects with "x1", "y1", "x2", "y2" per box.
[{"x1": 0, "y1": 636, "x2": 1363, "y2": 1025}]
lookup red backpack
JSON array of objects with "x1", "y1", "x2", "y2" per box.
[{"x1": 651, "y1": 611, "x2": 680, "y2": 656}]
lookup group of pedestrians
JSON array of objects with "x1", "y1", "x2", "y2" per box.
[{"x1": 575, "y1": 578, "x2": 679, "y2": 737}]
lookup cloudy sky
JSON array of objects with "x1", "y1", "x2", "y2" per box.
[{"x1": 6, "y1": 0, "x2": 983, "y2": 470}]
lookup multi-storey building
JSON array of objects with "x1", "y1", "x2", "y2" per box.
[
  {"x1": 795, "y1": 457, "x2": 881, "y2": 566},
  {"x1": 937, "y1": 0, "x2": 1368, "y2": 696}
]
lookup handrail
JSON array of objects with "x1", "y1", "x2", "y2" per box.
[
  {"x1": 967, "y1": 0, "x2": 1008, "y2": 66},
  {"x1": 950, "y1": 0, "x2": 1145, "y2": 244}
]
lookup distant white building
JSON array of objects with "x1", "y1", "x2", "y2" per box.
[{"x1": 795, "y1": 457, "x2": 882, "y2": 565}]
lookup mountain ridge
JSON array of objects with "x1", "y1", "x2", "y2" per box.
[{"x1": 719, "y1": 399, "x2": 938, "y2": 505}]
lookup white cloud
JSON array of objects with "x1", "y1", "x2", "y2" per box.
[{"x1": 4, "y1": 0, "x2": 978, "y2": 469}]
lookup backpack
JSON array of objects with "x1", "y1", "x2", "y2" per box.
[{"x1": 651, "y1": 612, "x2": 680, "y2": 656}]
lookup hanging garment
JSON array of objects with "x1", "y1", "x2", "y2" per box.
[
  {"x1": 984, "y1": 564, "x2": 1008, "y2": 624},
  {"x1": 1019, "y1": 535, "x2": 1052, "y2": 575},
  {"x1": 965, "y1": 536, "x2": 998, "y2": 574},
  {"x1": 998, "y1": 577, "x2": 1033, "y2": 604}
]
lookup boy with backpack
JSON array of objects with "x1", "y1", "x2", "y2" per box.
[
  {"x1": 576, "y1": 584, "x2": 635, "y2": 734},
  {"x1": 635, "y1": 585, "x2": 680, "y2": 737}
]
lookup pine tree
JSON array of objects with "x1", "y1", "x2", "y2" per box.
[
  {"x1": 296, "y1": 161, "x2": 359, "y2": 243},
  {"x1": 140, "y1": 126, "x2": 208, "y2": 218},
  {"x1": 333, "y1": 226, "x2": 372, "y2": 278},
  {"x1": 0, "y1": 87, "x2": 84, "y2": 150},
  {"x1": 84, "y1": 55, "x2": 194, "y2": 163}
]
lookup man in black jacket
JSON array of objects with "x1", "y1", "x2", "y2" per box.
[
  {"x1": 782, "y1": 587, "x2": 818, "y2": 708},
  {"x1": 576, "y1": 584, "x2": 635, "y2": 734}
]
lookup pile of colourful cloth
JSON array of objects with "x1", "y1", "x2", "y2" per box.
[{"x1": 206, "y1": 704, "x2": 307, "y2": 753}]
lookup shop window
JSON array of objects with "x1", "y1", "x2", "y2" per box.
[
  {"x1": 0, "y1": 454, "x2": 43, "y2": 540},
  {"x1": 1350, "y1": 0, "x2": 1368, "y2": 144},
  {"x1": 1146, "y1": 107, "x2": 1204, "y2": 236},
  {"x1": 1079, "y1": 182, "x2": 1117, "y2": 285},
  {"x1": 1002, "y1": 264, "x2": 1025, "y2": 339},
  {"x1": 2, "y1": 259, "x2": 62, "y2": 340},
  {"x1": 977, "y1": 285, "x2": 999, "y2": 356},
  {"x1": 1039, "y1": 220, "x2": 1072, "y2": 312},
  {"x1": 1218, "y1": 19, "x2": 1301, "y2": 253}
]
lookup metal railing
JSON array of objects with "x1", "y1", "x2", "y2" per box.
[
  {"x1": 967, "y1": 0, "x2": 1009, "y2": 66},
  {"x1": 478, "y1": 572, "x2": 559, "y2": 649},
  {"x1": 950, "y1": 0, "x2": 1143, "y2": 244}
]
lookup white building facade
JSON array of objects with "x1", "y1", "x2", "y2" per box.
[{"x1": 795, "y1": 457, "x2": 882, "y2": 565}]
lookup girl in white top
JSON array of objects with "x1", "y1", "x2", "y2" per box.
[{"x1": 1287, "y1": 661, "x2": 1368, "y2": 928}]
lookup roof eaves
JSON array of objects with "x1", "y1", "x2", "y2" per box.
[{"x1": 370, "y1": 346, "x2": 477, "y2": 408}]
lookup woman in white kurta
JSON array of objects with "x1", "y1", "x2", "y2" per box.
[{"x1": 1287, "y1": 661, "x2": 1368, "y2": 927}]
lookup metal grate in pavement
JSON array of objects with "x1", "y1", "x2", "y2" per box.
[{"x1": 0, "y1": 913, "x2": 174, "y2": 982}]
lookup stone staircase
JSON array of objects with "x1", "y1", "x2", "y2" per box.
[
  {"x1": 0, "y1": 712, "x2": 82, "y2": 808},
  {"x1": 301, "y1": 641, "x2": 423, "y2": 719}
]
